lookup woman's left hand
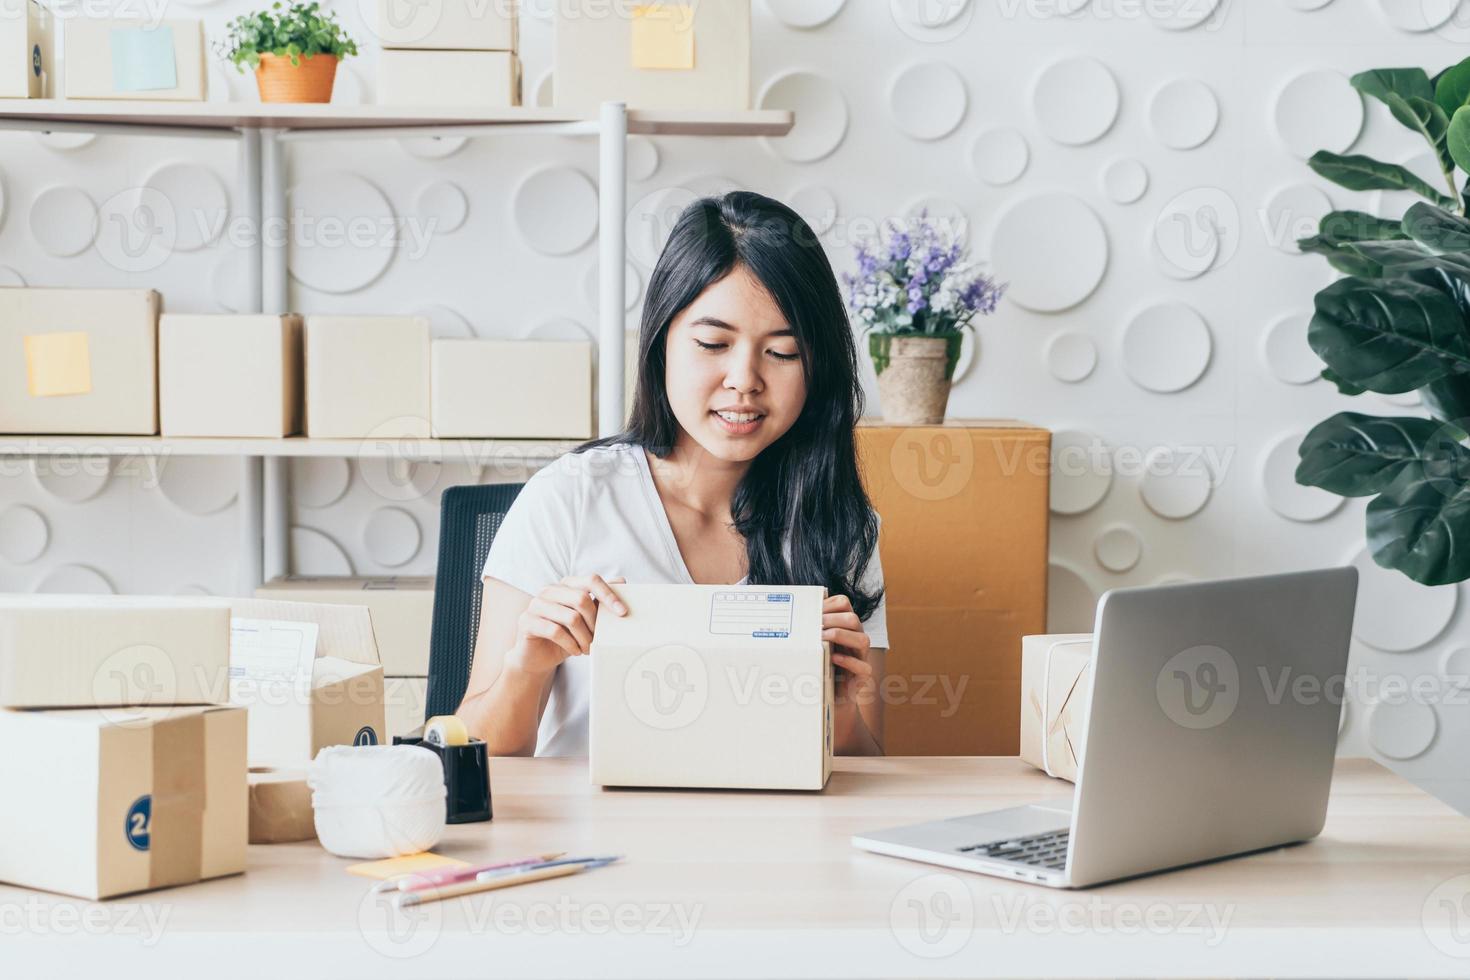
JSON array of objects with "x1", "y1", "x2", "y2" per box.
[{"x1": 824, "y1": 594, "x2": 874, "y2": 705}]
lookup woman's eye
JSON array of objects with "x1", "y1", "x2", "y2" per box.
[
  {"x1": 693, "y1": 340, "x2": 726, "y2": 352},
  {"x1": 767, "y1": 350, "x2": 801, "y2": 362}
]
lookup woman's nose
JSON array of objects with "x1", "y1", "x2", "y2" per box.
[{"x1": 724, "y1": 350, "x2": 764, "y2": 393}]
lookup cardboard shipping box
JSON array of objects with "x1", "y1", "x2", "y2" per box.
[
  {"x1": 0, "y1": 595, "x2": 232, "y2": 708},
  {"x1": 304, "y1": 315, "x2": 430, "y2": 439},
  {"x1": 1019, "y1": 633, "x2": 1093, "y2": 783},
  {"x1": 590, "y1": 584, "x2": 832, "y2": 791},
  {"x1": 256, "y1": 577, "x2": 435, "y2": 677},
  {"x1": 431, "y1": 339, "x2": 592, "y2": 439},
  {"x1": 856, "y1": 420, "x2": 1050, "y2": 756},
  {"x1": 554, "y1": 0, "x2": 749, "y2": 112},
  {"x1": 378, "y1": 50, "x2": 520, "y2": 107},
  {"x1": 0, "y1": 287, "x2": 160, "y2": 435},
  {"x1": 64, "y1": 18, "x2": 207, "y2": 101},
  {"x1": 247, "y1": 768, "x2": 315, "y2": 844},
  {"x1": 385, "y1": 676, "x2": 428, "y2": 739},
  {"x1": 375, "y1": 0, "x2": 518, "y2": 50},
  {"x1": 160, "y1": 314, "x2": 303, "y2": 438},
  {"x1": 0, "y1": 0, "x2": 54, "y2": 98},
  {"x1": 0, "y1": 704, "x2": 247, "y2": 900}
]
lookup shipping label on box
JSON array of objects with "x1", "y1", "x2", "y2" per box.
[
  {"x1": 1019, "y1": 633, "x2": 1094, "y2": 783},
  {"x1": 431, "y1": 339, "x2": 592, "y2": 439},
  {"x1": 0, "y1": 0, "x2": 53, "y2": 98},
  {"x1": 304, "y1": 315, "x2": 430, "y2": 439},
  {"x1": 590, "y1": 584, "x2": 831, "y2": 791},
  {"x1": 255, "y1": 577, "x2": 435, "y2": 677},
  {"x1": 64, "y1": 18, "x2": 207, "y2": 101},
  {"x1": 375, "y1": 0, "x2": 518, "y2": 51},
  {"x1": 160, "y1": 314, "x2": 303, "y2": 438}
]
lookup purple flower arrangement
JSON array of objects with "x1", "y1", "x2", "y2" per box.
[{"x1": 843, "y1": 213, "x2": 1006, "y2": 336}]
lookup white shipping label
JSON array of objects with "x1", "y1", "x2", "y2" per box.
[
  {"x1": 709, "y1": 591, "x2": 794, "y2": 638},
  {"x1": 229, "y1": 618, "x2": 319, "y2": 686}
]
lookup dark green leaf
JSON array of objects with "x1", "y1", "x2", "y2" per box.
[
  {"x1": 1403, "y1": 201, "x2": 1470, "y2": 252},
  {"x1": 1424, "y1": 374, "x2": 1470, "y2": 423},
  {"x1": 1448, "y1": 105, "x2": 1470, "y2": 175},
  {"x1": 1296, "y1": 412, "x2": 1466, "y2": 496},
  {"x1": 1322, "y1": 368, "x2": 1368, "y2": 395},
  {"x1": 1308, "y1": 276, "x2": 1470, "y2": 392},
  {"x1": 1435, "y1": 57, "x2": 1470, "y2": 118},
  {"x1": 1353, "y1": 68, "x2": 1434, "y2": 106},
  {"x1": 1367, "y1": 459, "x2": 1470, "y2": 585},
  {"x1": 1308, "y1": 151, "x2": 1457, "y2": 208},
  {"x1": 1351, "y1": 240, "x2": 1470, "y2": 280}
]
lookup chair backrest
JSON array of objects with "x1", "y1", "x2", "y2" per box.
[{"x1": 424, "y1": 482, "x2": 525, "y2": 720}]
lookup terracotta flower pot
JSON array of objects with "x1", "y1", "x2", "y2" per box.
[
  {"x1": 870, "y1": 332, "x2": 964, "y2": 425},
  {"x1": 254, "y1": 52, "x2": 339, "y2": 104}
]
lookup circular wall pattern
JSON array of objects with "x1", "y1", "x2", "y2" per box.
[
  {"x1": 415, "y1": 180, "x2": 468, "y2": 234},
  {"x1": 1094, "y1": 524, "x2": 1143, "y2": 573},
  {"x1": 1050, "y1": 429, "x2": 1113, "y2": 515},
  {"x1": 414, "y1": 304, "x2": 475, "y2": 339},
  {"x1": 1375, "y1": 0, "x2": 1459, "y2": 31},
  {"x1": 627, "y1": 185, "x2": 699, "y2": 268},
  {"x1": 583, "y1": 260, "x2": 643, "y2": 313},
  {"x1": 34, "y1": 132, "x2": 96, "y2": 152},
  {"x1": 144, "y1": 163, "x2": 228, "y2": 252},
  {"x1": 989, "y1": 193, "x2": 1109, "y2": 312},
  {"x1": 969, "y1": 128, "x2": 1030, "y2": 186},
  {"x1": 790, "y1": 185, "x2": 839, "y2": 235},
  {"x1": 525, "y1": 317, "x2": 595, "y2": 343},
  {"x1": 627, "y1": 136, "x2": 660, "y2": 182},
  {"x1": 759, "y1": 71, "x2": 849, "y2": 163},
  {"x1": 1366, "y1": 699, "x2": 1437, "y2": 760},
  {"x1": 154, "y1": 456, "x2": 239, "y2": 515},
  {"x1": 514, "y1": 167, "x2": 599, "y2": 256},
  {"x1": 292, "y1": 457, "x2": 353, "y2": 509},
  {"x1": 1152, "y1": 206, "x2": 1219, "y2": 279},
  {"x1": 767, "y1": 0, "x2": 847, "y2": 29},
  {"x1": 1139, "y1": 447, "x2": 1213, "y2": 520},
  {"x1": 1264, "y1": 184, "x2": 1333, "y2": 254},
  {"x1": 290, "y1": 526, "x2": 354, "y2": 576},
  {"x1": 1262, "y1": 313, "x2": 1323, "y2": 384},
  {"x1": 888, "y1": 61, "x2": 968, "y2": 141},
  {"x1": 1273, "y1": 70, "x2": 1363, "y2": 159},
  {"x1": 1033, "y1": 57, "x2": 1120, "y2": 146},
  {"x1": 29, "y1": 186, "x2": 98, "y2": 257},
  {"x1": 1044, "y1": 332, "x2": 1098, "y2": 383},
  {"x1": 211, "y1": 250, "x2": 251, "y2": 313},
  {"x1": 1147, "y1": 0, "x2": 1221, "y2": 29},
  {"x1": 1442, "y1": 646, "x2": 1470, "y2": 687},
  {"x1": 35, "y1": 564, "x2": 114, "y2": 594},
  {"x1": 1048, "y1": 560, "x2": 1099, "y2": 633},
  {"x1": 175, "y1": 584, "x2": 214, "y2": 596},
  {"x1": 1148, "y1": 78, "x2": 1220, "y2": 150},
  {"x1": 286, "y1": 172, "x2": 396, "y2": 294},
  {"x1": 1121, "y1": 303, "x2": 1213, "y2": 393},
  {"x1": 1349, "y1": 546, "x2": 1457, "y2": 651},
  {"x1": 0, "y1": 266, "x2": 24, "y2": 286},
  {"x1": 1102, "y1": 158, "x2": 1149, "y2": 204},
  {"x1": 1261, "y1": 433, "x2": 1343, "y2": 522},
  {"x1": 359, "y1": 458, "x2": 443, "y2": 504},
  {"x1": 364, "y1": 506, "x2": 422, "y2": 567},
  {"x1": 398, "y1": 137, "x2": 467, "y2": 160},
  {"x1": 30, "y1": 456, "x2": 113, "y2": 503},
  {"x1": 533, "y1": 70, "x2": 554, "y2": 108},
  {"x1": 0, "y1": 505, "x2": 49, "y2": 564}
]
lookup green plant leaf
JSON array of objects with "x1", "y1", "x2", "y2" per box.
[
  {"x1": 1367, "y1": 458, "x2": 1470, "y2": 585},
  {"x1": 1308, "y1": 151, "x2": 1457, "y2": 208},
  {"x1": 1424, "y1": 374, "x2": 1470, "y2": 423},
  {"x1": 1322, "y1": 367, "x2": 1368, "y2": 395},
  {"x1": 1448, "y1": 105, "x2": 1470, "y2": 175},
  {"x1": 1308, "y1": 276, "x2": 1470, "y2": 392},
  {"x1": 1351, "y1": 240, "x2": 1470, "y2": 280},
  {"x1": 1354, "y1": 67, "x2": 1434, "y2": 105},
  {"x1": 1435, "y1": 56, "x2": 1470, "y2": 118},
  {"x1": 1403, "y1": 201, "x2": 1470, "y2": 251},
  {"x1": 1296, "y1": 412, "x2": 1466, "y2": 497}
]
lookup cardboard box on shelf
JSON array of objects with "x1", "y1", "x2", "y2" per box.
[
  {"x1": 1019, "y1": 633, "x2": 1093, "y2": 783},
  {"x1": 590, "y1": 584, "x2": 832, "y2": 791},
  {"x1": 0, "y1": 0, "x2": 54, "y2": 98},
  {"x1": 856, "y1": 420, "x2": 1051, "y2": 756},
  {"x1": 0, "y1": 287, "x2": 160, "y2": 435},
  {"x1": 0, "y1": 595, "x2": 232, "y2": 709},
  {"x1": 431, "y1": 339, "x2": 592, "y2": 439},
  {"x1": 554, "y1": 0, "x2": 749, "y2": 112},
  {"x1": 375, "y1": 0, "x2": 518, "y2": 51},
  {"x1": 255, "y1": 577, "x2": 435, "y2": 677},
  {"x1": 378, "y1": 49, "x2": 520, "y2": 107},
  {"x1": 247, "y1": 768, "x2": 315, "y2": 844},
  {"x1": 385, "y1": 676, "x2": 428, "y2": 739},
  {"x1": 303, "y1": 315, "x2": 430, "y2": 439},
  {"x1": 0, "y1": 704, "x2": 246, "y2": 900},
  {"x1": 160, "y1": 314, "x2": 303, "y2": 438},
  {"x1": 63, "y1": 18, "x2": 207, "y2": 101}
]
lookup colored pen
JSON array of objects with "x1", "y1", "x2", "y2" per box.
[
  {"x1": 476, "y1": 855, "x2": 622, "y2": 881},
  {"x1": 396, "y1": 858, "x2": 619, "y2": 908},
  {"x1": 376, "y1": 852, "x2": 566, "y2": 893}
]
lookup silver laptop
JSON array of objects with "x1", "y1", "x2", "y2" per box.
[{"x1": 853, "y1": 567, "x2": 1358, "y2": 889}]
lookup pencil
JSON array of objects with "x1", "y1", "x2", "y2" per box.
[{"x1": 396, "y1": 862, "x2": 590, "y2": 907}]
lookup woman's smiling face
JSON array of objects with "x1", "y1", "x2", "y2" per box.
[{"x1": 663, "y1": 264, "x2": 808, "y2": 462}]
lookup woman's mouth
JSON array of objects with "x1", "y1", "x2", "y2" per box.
[{"x1": 710, "y1": 410, "x2": 765, "y2": 435}]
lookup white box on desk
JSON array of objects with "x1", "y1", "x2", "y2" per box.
[
  {"x1": 304, "y1": 315, "x2": 430, "y2": 438},
  {"x1": 590, "y1": 584, "x2": 832, "y2": 791},
  {"x1": 0, "y1": 287, "x2": 160, "y2": 435},
  {"x1": 255, "y1": 576, "x2": 435, "y2": 677},
  {"x1": 0, "y1": 0, "x2": 54, "y2": 98},
  {"x1": 375, "y1": 0, "x2": 518, "y2": 51},
  {"x1": 431, "y1": 339, "x2": 592, "y2": 439},
  {"x1": 160, "y1": 314, "x2": 303, "y2": 438},
  {"x1": 378, "y1": 49, "x2": 519, "y2": 107},
  {"x1": 0, "y1": 595, "x2": 232, "y2": 708},
  {"x1": 0, "y1": 704, "x2": 247, "y2": 900},
  {"x1": 63, "y1": 18, "x2": 207, "y2": 101}
]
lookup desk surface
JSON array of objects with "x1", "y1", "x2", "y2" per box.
[{"x1": 7, "y1": 756, "x2": 1470, "y2": 978}]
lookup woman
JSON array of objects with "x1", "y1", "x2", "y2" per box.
[{"x1": 457, "y1": 191, "x2": 888, "y2": 757}]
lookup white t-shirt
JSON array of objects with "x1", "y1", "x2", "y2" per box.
[{"x1": 480, "y1": 442, "x2": 889, "y2": 757}]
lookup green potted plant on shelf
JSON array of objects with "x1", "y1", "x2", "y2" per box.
[
  {"x1": 843, "y1": 215, "x2": 1006, "y2": 424},
  {"x1": 219, "y1": 1, "x2": 358, "y2": 104},
  {"x1": 1295, "y1": 57, "x2": 1470, "y2": 586}
]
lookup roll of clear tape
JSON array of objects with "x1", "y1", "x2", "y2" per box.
[{"x1": 424, "y1": 715, "x2": 470, "y2": 747}]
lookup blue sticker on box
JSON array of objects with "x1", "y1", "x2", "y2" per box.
[
  {"x1": 126, "y1": 794, "x2": 151, "y2": 851},
  {"x1": 354, "y1": 726, "x2": 379, "y2": 746},
  {"x1": 32, "y1": 43, "x2": 41, "y2": 79},
  {"x1": 110, "y1": 26, "x2": 178, "y2": 93},
  {"x1": 710, "y1": 591, "x2": 795, "y2": 638}
]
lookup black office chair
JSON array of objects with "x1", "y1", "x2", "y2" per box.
[{"x1": 423, "y1": 482, "x2": 525, "y2": 721}]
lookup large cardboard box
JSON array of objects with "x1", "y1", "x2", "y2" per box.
[
  {"x1": 385, "y1": 676, "x2": 428, "y2": 739},
  {"x1": 431, "y1": 339, "x2": 592, "y2": 439},
  {"x1": 159, "y1": 314, "x2": 303, "y2": 438},
  {"x1": 0, "y1": 704, "x2": 246, "y2": 900},
  {"x1": 0, "y1": 595, "x2": 232, "y2": 708},
  {"x1": 304, "y1": 315, "x2": 430, "y2": 439},
  {"x1": 554, "y1": 0, "x2": 749, "y2": 112},
  {"x1": 378, "y1": 49, "x2": 520, "y2": 107},
  {"x1": 256, "y1": 576, "x2": 435, "y2": 677},
  {"x1": 226, "y1": 597, "x2": 387, "y2": 769},
  {"x1": 856, "y1": 420, "x2": 1050, "y2": 756},
  {"x1": 590, "y1": 584, "x2": 832, "y2": 790},
  {"x1": 64, "y1": 18, "x2": 207, "y2": 101},
  {"x1": 375, "y1": 0, "x2": 518, "y2": 50},
  {"x1": 1019, "y1": 633, "x2": 1093, "y2": 783},
  {"x1": 0, "y1": 0, "x2": 54, "y2": 98},
  {"x1": 0, "y1": 287, "x2": 160, "y2": 434}
]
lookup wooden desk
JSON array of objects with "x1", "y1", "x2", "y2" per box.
[{"x1": 6, "y1": 757, "x2": 1469, "y2": 978}]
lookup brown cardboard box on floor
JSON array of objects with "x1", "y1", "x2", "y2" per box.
[{"x1": 856, "y1": 420, "x2": 1050, "y2": 756}]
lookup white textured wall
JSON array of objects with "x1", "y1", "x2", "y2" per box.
[{"x1": 1, "y1": 0, "x2": 1468, "y2": 808}]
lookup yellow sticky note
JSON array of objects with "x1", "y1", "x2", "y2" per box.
[
  {"x1": 345, "y1": 852, "x2": 470, "y2": 880},
  {"x1": 631, "y1": 4, "x2": 694, "y2": 71},
  {"x1": 24, "y1": 331, "x2": 93, "y2": 398}
]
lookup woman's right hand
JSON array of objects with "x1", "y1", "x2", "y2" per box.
[{"x1": 505, "y1": 575, "x2": 628, "y2": 677}]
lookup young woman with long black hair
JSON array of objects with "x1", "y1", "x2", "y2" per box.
[{"x1": 457, "y1": 191, "x2": 888, "y2": 756}]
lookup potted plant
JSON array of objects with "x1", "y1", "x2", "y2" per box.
[
  {"x1": 219, "y1": 1, "x2": 358, "y2": 104},
  {"x1": 1294, "y1": 58, "x2": 1470, "y2": 586},
  {"x1": 844, "y1": 215, "x2": 1005, "y2": 424}
]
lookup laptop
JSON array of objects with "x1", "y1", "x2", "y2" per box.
[{"x1": 852, "y1": 567, "x2": 1358, "y2": 888}]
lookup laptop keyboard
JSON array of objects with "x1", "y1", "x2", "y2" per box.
[{"x1": 957, "y1": 828, "x2": 1070, "y2": 870}]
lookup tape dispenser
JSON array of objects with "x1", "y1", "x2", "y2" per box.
[{"x1": 394, "y1": 715, "x2": 493, "y2": 824}]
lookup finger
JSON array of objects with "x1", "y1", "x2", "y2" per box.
[
  {"x1": 524, "y1": 616, "x2": 583, "y2": 658},
  {"x1": 823, "y1": 627, "x2": 870, "y2": 652},
  {"x1": 832, "y1": 652, "x2": 874, "y2": 678},
  {"x1": 540, "y1": 585, "x2": 601, "y2": 637},
  {"x1": 565, "y1": 574, "x2": 629, "y2": 616},
  {"x1": 530, "y1": 598, "x2": 593, "y2": 653},
  {"x1": 823, "y1": 594, "x2": 853, "y2": 612},
  {"x1": 822, "y1": 611, "x2": 862, "y2": 632}
]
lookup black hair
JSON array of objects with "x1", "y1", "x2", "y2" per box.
[{"x1": 576, "y1": 191, "x2": 883, "y2": 623}]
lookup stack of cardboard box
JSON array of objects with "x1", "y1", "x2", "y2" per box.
[
  {"x1": 0, "y1": 0, "x2": 54, "y2": 99},
  {"x1": 377, "y1": 0, "x2": 520, "y2": 107}
]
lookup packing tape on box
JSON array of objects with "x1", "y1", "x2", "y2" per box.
[
  {"x1": 424, "y1": 715, "x2": 469, "y2": 747},
  {"x1": 149, "y1": 712, "x2": 206, "y2": 889},
  {"x1": 248, "y1": 769, "x2": 316, "y2": 844}
]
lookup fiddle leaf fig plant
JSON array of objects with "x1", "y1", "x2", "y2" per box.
[{"x1": 1295, "y1": 57, "x2": 1470, "y2": 586}]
